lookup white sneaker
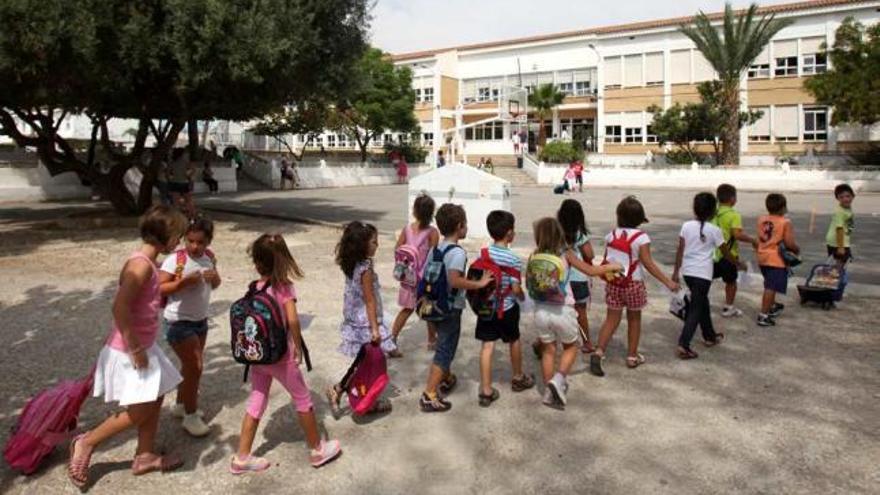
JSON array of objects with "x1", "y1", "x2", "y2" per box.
[
  {"x1": 547, "y1": 373, "x2": 567, "y2": 406},
  {"x1": 182, "y1": 413, "x2": 211, "y2": 437},
  {"x1": 542, "y1": 387, "x2": 555, "y2": 407},
  {"x1": 721, "y1": 306, "x2": 743, "y2": 318},
  {"x1": 309, "y1": 439, "x2": 342, "y2": 468},
  {"x1": 171, "y1": 403, "x2": 204, "y2": 419}
]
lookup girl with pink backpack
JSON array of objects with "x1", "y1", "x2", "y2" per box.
[{"x1": 389, "y1": 194, "x2": 439, "y2": 357}]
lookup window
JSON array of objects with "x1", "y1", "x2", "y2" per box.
[
  {"x1": 803, "y1": 107, "x2": 828, "y2": 141},
  {"x1": 670, "y1": 50, "x2": 691, "y2": 84},
  {"x1": 422, "y1": 132, "x2": 433, "y2": 145},
  {"x1": 748, "y1": 107, "x2": 770, "y2": 142},
  {"x1": 748, "y1": 64, "x2": 770, "y2": 79},
  {"x1": 624, "y1": 127, "x2": 643, "y2": 143},
  {"x1": 646, "y1": 125, "x2": 658, "y2": 143},
  {"x1": 326, "y1": 135, "x2": 336, "y2": 148},
  {"x1": 645, "y1": 52, "x2": 664, "y2": 86},
  {"x1": 465, "y1": 122, "x2": 504, "y2": 141},
  {"x1": 383, "y1": 133, "x2": 393, "y2": 144},
  {"x1": 477, "y1": 86, "x2": 491, "y2": 102},
  {"x1": 774, "y1": 106, "x2": 799, "y2": 142},
  {"x1": 624, "y1": 55, "x2": 643, "y2": 87},
  {"x1": 802, "y1": 53, "x2": 827, "y2": 75},
  {"x1": 574, "y1": 81, "x2": 592, "y2": 96},
  {"x1": 414, "y1": 88, "x2": 422, "y2": 101},
  {"x1": 337, "y1": 134, "x2": 348, "y2": 148},
  {"x1": 423, "y1": 87, "x2": 434, "y2": 103},
  {"x1": 605, "y1": 125, "x2": 622, "y2": 143},
  {"x1": 557, "y1": 82, "x2": 573, "y2": 95},
  {"x1": 775, "y1": 57, "x2": 798, "y2": 76},
  {"x1": 604, "y1": 57, "x2": 622, "y2": 89}
]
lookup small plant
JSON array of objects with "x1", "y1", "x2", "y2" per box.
[
  {"x1": 384, "y1": 141, "x2": 428, "y2": 163},
  {"x1": 539, "y1": 141, "x2": 584, "y2": 163}
]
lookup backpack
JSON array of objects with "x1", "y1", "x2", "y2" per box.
[
  {"x1": 344, "y1": 344, "x2": 389, "y2": 416},
  {"x1": 4, "y1": 368, "x2": 94, "y2": 474},
  {"x1": 602, "y1": 229, "x2": 645, "y2": 285},
  {"x1": 525, "y1": 253, "x2": 567, "y2": 304},
  {"x1": 229, "y1": 281, "x2": 311, "y2": 381},
  {"x1": 160, "y1": 248, "x2": 216, "y2": 308},
  {"x1": 416, "y1": 245, "x2": 464, "y2": 322},
  {"x1": 392, "y1": 227, "x2": 431, "y2": 288},
  {"x1": 466, "y1": 248, "x2": 521, "y2": 320}
]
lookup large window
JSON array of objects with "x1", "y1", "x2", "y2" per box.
[
  {"x1": 337, "y1": 134, "x2": 348, "y2": 148},
  {"x1": 645, "y1": 52, "x2": 664, "y2": 86},
  {"x1": 748, "y1": 107, "x2": 770, "y2": 142},
  {"x1": 422, "y1": 132, "x2": 434, "y2": 145},
  {"x1": 803, "y1": 107, "x2": 828, "y2": 141},
  {"x1": 646, "y1": 125, "x2": 658, "y2": 143},
  {"x1": 748, "y1": 63, "x2": 770, "y2": 79},
  {"x1": 465, "y1": 121, "x2": 504, "y2": 141},
  {"x1": 557, "y1": 82, "x2": 573, "y2": 95},
  {"x1": 802, "y1": 53, "x2": 827, "y2": 75},
  {"x1": 605, "y1": 125, "x2": 622, "y2": 143},
  {"x1": 326, "y1": 134, "x2": 336, "y2": 148},
  {"x1": 774, "y1": 106, "x2": 799, "y2": 142},
  {"x1": 624, "y1": 127, "x2": 643, "y2": 143},
  {"x1": 775, "y1": 57, "x2": 798, "y2": 76}
]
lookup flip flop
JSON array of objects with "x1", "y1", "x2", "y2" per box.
[{"x1": 132, "y1": 452, "x2": 183, "y2": 475}]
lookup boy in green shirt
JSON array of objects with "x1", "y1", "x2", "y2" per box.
[
  {"x1": 712, "y1": 184, "x2": 757, "y2": 317},
  {"x1": 825, "y1": 183, "x2": 855, "y2": 263}
]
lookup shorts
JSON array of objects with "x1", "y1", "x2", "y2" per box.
[
  {"x1": 168, "y1": 181, "x2": 192, "y2": 194},
  {"x1": 534, "y1": 305, "x2": 580, "y2": 345},
  {"x1": 605, "y1": 279, "x2": 648, "y2": 311},
  {"x1": 575, "y1": 174, "x2": 583, "y2": 185},
  {"x1": 433, "y1": 310, "x2": 462, "y2": 372},
  {"x1": 475, "y1": 304, "x2": 520, "y2": 343},
  {"x1": 760, "y1": 266, "x2": 788, "y2": 294},
  {"x1": 826, "y1": 245, "x2": 853, "y2": 263},
  {"x1": 570, "y1": 281, "x2": 591, "y2": 304},
  {"x1": 165, "y1": 319, "x2": 208, "y2": 344},
  {"x1": 713, "y1": 258, "x2": 738, "y2": 284}
]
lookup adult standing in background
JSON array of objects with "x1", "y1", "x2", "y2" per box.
[
  {"x1": 437, "y1": 150, "x2": 446, "y2": 167},
  {"x1": 168, "y1": 148, "x2": 195, "y2": 217}
]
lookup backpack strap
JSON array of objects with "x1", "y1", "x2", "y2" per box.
[{"x1": 174, "y1": 249, "x2": 187, "y2": 280}]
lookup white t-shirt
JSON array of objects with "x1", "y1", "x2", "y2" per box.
[
  {"x1": 161, "y1": 251, "x2": 215, "y2": 321},
  {"x1": 679, "y1": 220, "x2": 724, "y2": 281},
  {"x1": 603, "y1": 228, "x2": 651, "y2": 281}
]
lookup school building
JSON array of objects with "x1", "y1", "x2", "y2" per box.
[{"x1": 391, "y1": 0, "x2": 880, "y2": 165}]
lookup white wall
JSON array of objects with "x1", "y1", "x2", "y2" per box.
[{"x1": 244, "y1": 157, "x2": 433, "y2": 190}]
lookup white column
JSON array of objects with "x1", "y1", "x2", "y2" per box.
[
  {"x1": 827, "y1": 106, "x2": 838, "y2": 151},
  {"x1": 796, "y1": 38, "x2": 803, "y2": 77},
  {"x1": 552, "y1": 107, "x2": 560, "y2": 139},
  {"x1": 663, "y1": 45, "x2": 672, "y2": 110},
  {"x1": 740, "y1": 72, "x2": 749, "y2": 156},
  {"x1": 432, "y1": 70, "x2": 442, "y2": 162},
  {"x1": 769, "y1": 105, "x2": 776, "y2": 145},
  {"x1": 797, "y1": 103, "x2": 804, "y2": 144}
]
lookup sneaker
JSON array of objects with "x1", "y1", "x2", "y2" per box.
[
  {"x1": 721, "y1": 306, "x2": 743, "y2": 318},
  {"x1": 419, "y1": 392, "x2": 452, "y2": 413},
  {"x1": 309, "y1": 439, "x2": 342, "y2": 468},
  {"x1": 589, "y1": 353, "x2": 605, "y2": 377},
  {"x1": 229, "y1": 455, "x2": 270, "y2": 475},
  {"x1": 757, "y1": 314, "x2": 776, "y2": 327},
  {"x1": 769, "y1": 303, "x2": 785, "y2": 318},
  {"x1": 547, "y1": 373, "x2": 567, "y2": 406},
  {"x1": 511, "y1": 374, "x2": 536, "y2": 392},
  {"x1": 542, "y1": 387, "x2": 556, "y2": 408},
  {"x1": 438, "y1": 373, "x2": 457, "y2": 396},
  {"x1": 182, "y1": 413, "x2": 211, "y2": 437},
  {"x1": 171, "y1": 404, "x2": 204, "y2": 419}
]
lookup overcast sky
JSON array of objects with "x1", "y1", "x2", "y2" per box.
[{"x1": 370, "y1": 0, "x2": 798, "y2": 54}]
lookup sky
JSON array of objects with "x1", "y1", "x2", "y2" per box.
[{"x1": 370, "y1": 0, "x2": 798, "y2": 54}]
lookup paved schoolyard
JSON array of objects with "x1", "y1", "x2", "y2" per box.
[{"x1": 0, "y1": 206, "x2": 878, "y2": 494}]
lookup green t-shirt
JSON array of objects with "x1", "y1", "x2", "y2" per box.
[
  {"x1": 825, "y1": 205, "x2": 854, "y2": 247},
  {"x1": 712, "y1": 205, "x2": 742, "y2": 261}
]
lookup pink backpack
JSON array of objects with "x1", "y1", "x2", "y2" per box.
[
  {"x1": 345, "y1": 344, "x2": 389, "y2": 416},
  {"x1": 4, "y1": 368, "x2": 94, "y2": 474},
  {"x1": 392, "y1": 226, "x2": 431, "y2": 288}
]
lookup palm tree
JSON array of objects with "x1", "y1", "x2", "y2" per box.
[
  {"x1": 530, "y1": 83, "x2": 565, "y2": 147},
  {"x1": 680, "y1": 2, "x2": 791, "y2": 165}
]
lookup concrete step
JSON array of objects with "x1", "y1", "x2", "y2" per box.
[{"x1": 492, "y1": 165, "x2": 538, "y2": 187}]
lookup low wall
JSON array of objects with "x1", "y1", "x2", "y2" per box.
[
  {"x1": 246, "y1": 157, "x2": 433, "y2": 190},
  {"x1": 531, "y1": 162, "x2": 880, "y2": 192}
]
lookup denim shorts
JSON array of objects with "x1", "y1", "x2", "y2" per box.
[
  {"x1": 165, "y1": 319, "x2": 209, "y2": 344},
  {"x1": 432, "y1": 310, "x2": 462, "y2": 372},
  {"x1": 570, "y1": 281, "x2": 591, "y2": 304},
  {"x1": 760, "y1": 266, "x2": 788, "y2": 295}
]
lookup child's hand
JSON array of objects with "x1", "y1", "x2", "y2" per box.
[
  {"x1": 671, "y1": 271, "x2": 680, "y2": 283},
  {"x1": 370, "y1": 327, "x2": 381, "y2": 344},
  {"x1": 181, "y1": 272, "x2": 203, "y2": 287},
  {"x1": 130, "y1": 349, "x2": 148, "y2": 370},
  {"x1": 202, "y1": 269, "x2": 219, "y2": 285},
  {"x1": 479, "y1": 271, "x2": 494, "y2": 288},
  {"x1": 291, "y1": 343, "x2": 302, "y2": 365},
  {"x1": 666, "y1": 280, "x2": 681, "y2": 292}
]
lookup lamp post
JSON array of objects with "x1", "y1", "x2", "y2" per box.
[{"x1": 587, "y1": 43, "x2": 604, "y2": 154}]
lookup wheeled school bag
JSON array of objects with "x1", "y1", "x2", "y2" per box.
[
  {"x1": 416, "y1": 245, "x2": 463, "y2": 321},
  {"x1": 525, "y1": 254, "x2": 567, "y2": 304},
  {"x1": 344, "y1": 344, "x2": 390, "y2": 416},
  {"x1": 466, "y1": 248, "x2": 521, "y2": 321},
  {"x1": 553, "y1": 184, "x2": 566, "y2": 195},
  {"x1": 797, "y1": 261, "x2": 848, "y2": 310}
]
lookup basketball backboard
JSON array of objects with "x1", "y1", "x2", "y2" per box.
[{"x1": 498, "y1": 86, "x2": 528, "y2": 123}]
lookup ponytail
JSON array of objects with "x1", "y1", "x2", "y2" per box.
[{"x1": 699, "y1": 220, "x2": 706, "y2": 242}]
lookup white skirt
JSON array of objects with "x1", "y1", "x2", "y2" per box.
[{"x1": 93, "y1": 343, "x2": 182, "y2": 406}]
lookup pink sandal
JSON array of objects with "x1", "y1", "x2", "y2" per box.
[{"x1": 67, "y1": 433, "x2": 91, "y2": 488}]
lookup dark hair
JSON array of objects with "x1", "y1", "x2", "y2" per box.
[
  {"x1": 616, "y1": 196, "x2": 648, "y2": 228},
  {"x1": 186, "y1": 217, "x2": 214, "y2": 242},
  {"x1": 557, "y1": 199, "x2": 589, "y2": 246},
  {"x1": 413, "y1": 194, "x2": 436, "y2": 229},
  {"x1": 139, "y1": 204, "x2": 187, "y2": 247},
  {"x1": 765, "y1": 193, "x2": 787, "y2": 215},
  {"x1": 335, "y1": 221, "x2": 378, "y2": 279},
  {"x1": 436, "y1": 203, "x2": 466, "y2": 236},
  {"x1": 249, "y1": 233, "x2": 304, "y2": 286},
  {"x1": 487, "y1": 210, "x2": 515, "y2": 241},
  {"x1": 533, "y1": 217, "x2": 566, "y2": 254},
  {"x1": 716, "y1": 183, "x2": 737, "y2": 204},
  {"x1": 693, "y1": 192, "x2": 718, "y2": 242},
  {"x1": 834, "y1": 183, "x2": 855, "y2": 198}
]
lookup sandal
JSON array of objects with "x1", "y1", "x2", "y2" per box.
[
  {"x1": 131, "y1": 452, "x2": 183, "y2": 475},
  {"x1": 325, "y1": 385, "x2": 342, "y2": 417},
  {"x1": 438, "y1": 373, "x2": 457, "y2": 396},
  {"x1": 625, "y1": 353, "x2": 646, "y2": 369},
  {"x1": 580, "y1": 339, "x2": 596, "y2": 354},
  {"x1": 703, "y1": 332, "x2": 725, "y2": 347},
  {"x1": 677, "y1": 347, "x2": 699, "y2": 360},
  {"x1": 478, "y1": 387, "x2": 500, "y2": 407},
  {"x1": 511, "y1": 373, "x2": 535, "y2": 392},
  {"x1": 68, "y1": 433, "x2": 91, "y2": 488}
]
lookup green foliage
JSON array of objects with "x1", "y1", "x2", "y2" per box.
[
  {"x1": 539, "y1": 141, "x2": 584, "y2": 163},
  {"x1": 384, "y1": 140, "x2": 427, "y2": 164},
  {"x1": 805, "y1": 17, "x2": 880, "y2": 126},
  {"x1": 529, "y1": 83, "x2": 565, "y2": 146},
  {"x1": 665, "y1": 149, "x2": 709, "y2": 165},
  {"x1": 330, "y1": 48, "x2": 418, "y2": 161}
]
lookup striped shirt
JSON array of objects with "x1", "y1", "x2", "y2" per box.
[{"x1": 487, "y1": 244, "x2": 523, "y2": 311}]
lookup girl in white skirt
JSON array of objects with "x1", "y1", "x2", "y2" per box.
[{"x1": 67, "y1": 205, "x2": 188, "y2": 488}]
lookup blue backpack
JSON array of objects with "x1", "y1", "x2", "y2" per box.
[{"x1": 416, "y1": 245, "x2": 464, "y2": 322}]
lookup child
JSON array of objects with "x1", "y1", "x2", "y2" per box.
[
  {"x1": 159, "y1": 218, "x2": 220, "y2": 437},
  {"x1": 672, "y1": 193, "x2": 726, "y2": 359},
  {"x1": 232, "y1": 234, "x2": 341, "y2": 473},
  {"x1": 67, "y1": 205, "x2": 188, "y2": 487},
  {"x1": 326, "y1": 222, "x2": 397, "y2": 414},
  {"x1": 826, "y1": 183, "x2": 855, "y2": 263},
  {"x1": 590, "y1": 196, "x2": 679, "y2": 376},
  {"x1": 712, "y1": 184, "x2": 757, "y2": 317},
  {"x1": 530, "y1": 218, "x2": 621, "y2": 408},
  {"x1": 756, "y1": 194, "x2": 799, "y2": 327},
  {"x1": 390, "y1": 195, "x2": 439, "y2": 356},
  {"x1": 558, "y1": 199, "x2": 595, "y2": 353},
  {"x1": 202, "y1": 160, "x2": 219, "y2": 194},
  {"x1": 420, "y1": 204, "x2": 492, "y2": 412},
  {"x1": 475, "y1": 210, "x2": 534, "y2": 408},
  {"x1": 396, "y1": 155, "x2": 409, "y2": 184}
]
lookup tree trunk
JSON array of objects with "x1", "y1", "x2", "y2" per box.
[
  {"x1": 187, "y1": 118, "x2": 199, "y2": 161},
  {"x1": 537, "y1": 118, "x2": 546, "y2": 147},
  {"x1": 721, "y1": 85, "x2": 741, "y2": 166}
]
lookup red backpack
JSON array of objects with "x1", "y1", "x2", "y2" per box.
[
  {"x1": 602, "y1": 229, "x2": 645, "y2": 285},
  {"x1": 345, "y1": 344, "x2": 389, "y2": 416},
  {"x1": 466, "y1": 248, "x2": 521, "y2": 320}
]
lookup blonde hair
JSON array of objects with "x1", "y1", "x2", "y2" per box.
[
  {"x1": 533, "y1": 217, "x2": 567, "y2": 255},
  {"x1": 139, "y1": 204, "x2": 187, "y2": 247},
  {"x1": 249, "y1": 233, "x2": 304, "y2": 285}
]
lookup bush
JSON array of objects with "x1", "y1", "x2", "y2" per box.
[
  {"x1": 664, "y1": 149, "x2": 710, "y2": 165},
  {"x1": 539, "y1": 141, "x2": 584, "y2": 163},
  {"x1": 384, "y1": 141, "x2": 428, "y2": 163}
]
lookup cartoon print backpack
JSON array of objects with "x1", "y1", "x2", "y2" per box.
[
  {"x1": 345, "y1": 344, "x2": 390, "y2": 416},
  {"x1": 525, "y1": 253, "x2": 567, "y2": 304},
  {"x1": 466, "y1": 248, "x2": 521, "y2": 320},
  {"x1": 393, "y1": 227, "x2": 431, "y2": 288},
  {"x1": 602, "y1": 229, "x2": 645, "y2": 285},
  {"x1": 160, "y1": 248, "x2": 215, "y2": 308},
  {"x1": 416, "y1": 245, "x2": 463, "y2": 321}
]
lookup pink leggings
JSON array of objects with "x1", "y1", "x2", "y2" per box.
[{"x1": 246, "y1": 354, "x2": 313, "y2": 419}]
